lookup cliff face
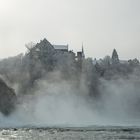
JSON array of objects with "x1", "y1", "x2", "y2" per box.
[{"x1": 0, "y1": 79, "x2": 17, "y2": 116}]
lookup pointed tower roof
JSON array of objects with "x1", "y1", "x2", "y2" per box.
[{"x1": 82, "y1": 43, "x2": 85, "y2": 58}]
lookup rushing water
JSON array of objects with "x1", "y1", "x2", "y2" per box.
[{"x1": 0, "y1": 126, "x2": 140, "y2": 140}]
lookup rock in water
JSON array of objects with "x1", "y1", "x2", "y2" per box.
[{"x1": 0, "y1": 78, "x2": 17, "y2": 116}]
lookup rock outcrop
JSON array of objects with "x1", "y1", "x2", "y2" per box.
[{"x1": 0, "y1": 78, "x2": 17, "y2": 116}]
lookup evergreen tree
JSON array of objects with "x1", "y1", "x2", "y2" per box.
[{"x1": 112, "y1": 49, "x2": 119, "y2": 64}]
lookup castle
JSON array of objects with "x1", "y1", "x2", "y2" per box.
[{"x1": 26, "y1": 38, "x2": 85, "y2": 62}]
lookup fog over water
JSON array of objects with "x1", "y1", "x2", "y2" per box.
[{"x1": 0, "y1": 68, "x2": 140, "y2": 128}]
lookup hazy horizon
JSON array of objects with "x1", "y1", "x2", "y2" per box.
[{"x1": 0, "y1": 0, "x2": 140, "y2": 60}]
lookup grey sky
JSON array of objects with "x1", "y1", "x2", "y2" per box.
[{"x1": 0, "y1": 0, "x2": 140, "y2": 60}]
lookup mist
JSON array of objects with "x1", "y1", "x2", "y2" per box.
[
  {"x1": 0, "y1": 71, "x2": 98, "y2": 127},
  {"x1": 1, "y1": 71, "x2": 140, "y2": 128}
]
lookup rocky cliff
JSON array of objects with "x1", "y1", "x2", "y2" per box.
[{"x1": 0, "y1": 78, "x2": 17, "y2": 116}]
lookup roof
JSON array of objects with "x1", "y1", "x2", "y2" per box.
[{"x1": 53, "y1": 45, "x2": 68, "y2": 50}]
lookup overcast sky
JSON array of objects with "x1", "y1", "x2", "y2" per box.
[{"x1": 0, "y1": 0, "x2": 140, "y2": 60}]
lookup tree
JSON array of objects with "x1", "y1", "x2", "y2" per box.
[
  {"x1": 128, "y1": 58, "x2": 139, "y2": 67},
  {"x1": 101, "y1": 55, "x2": 111, "y2": 69},
  {"x1": 112, "y1": 49, "x2": 119, "y2": 64}
]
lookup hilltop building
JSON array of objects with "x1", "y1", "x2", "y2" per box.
[{"x1": 26, "y1": 38, "x2": 85, "y2": 62}]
